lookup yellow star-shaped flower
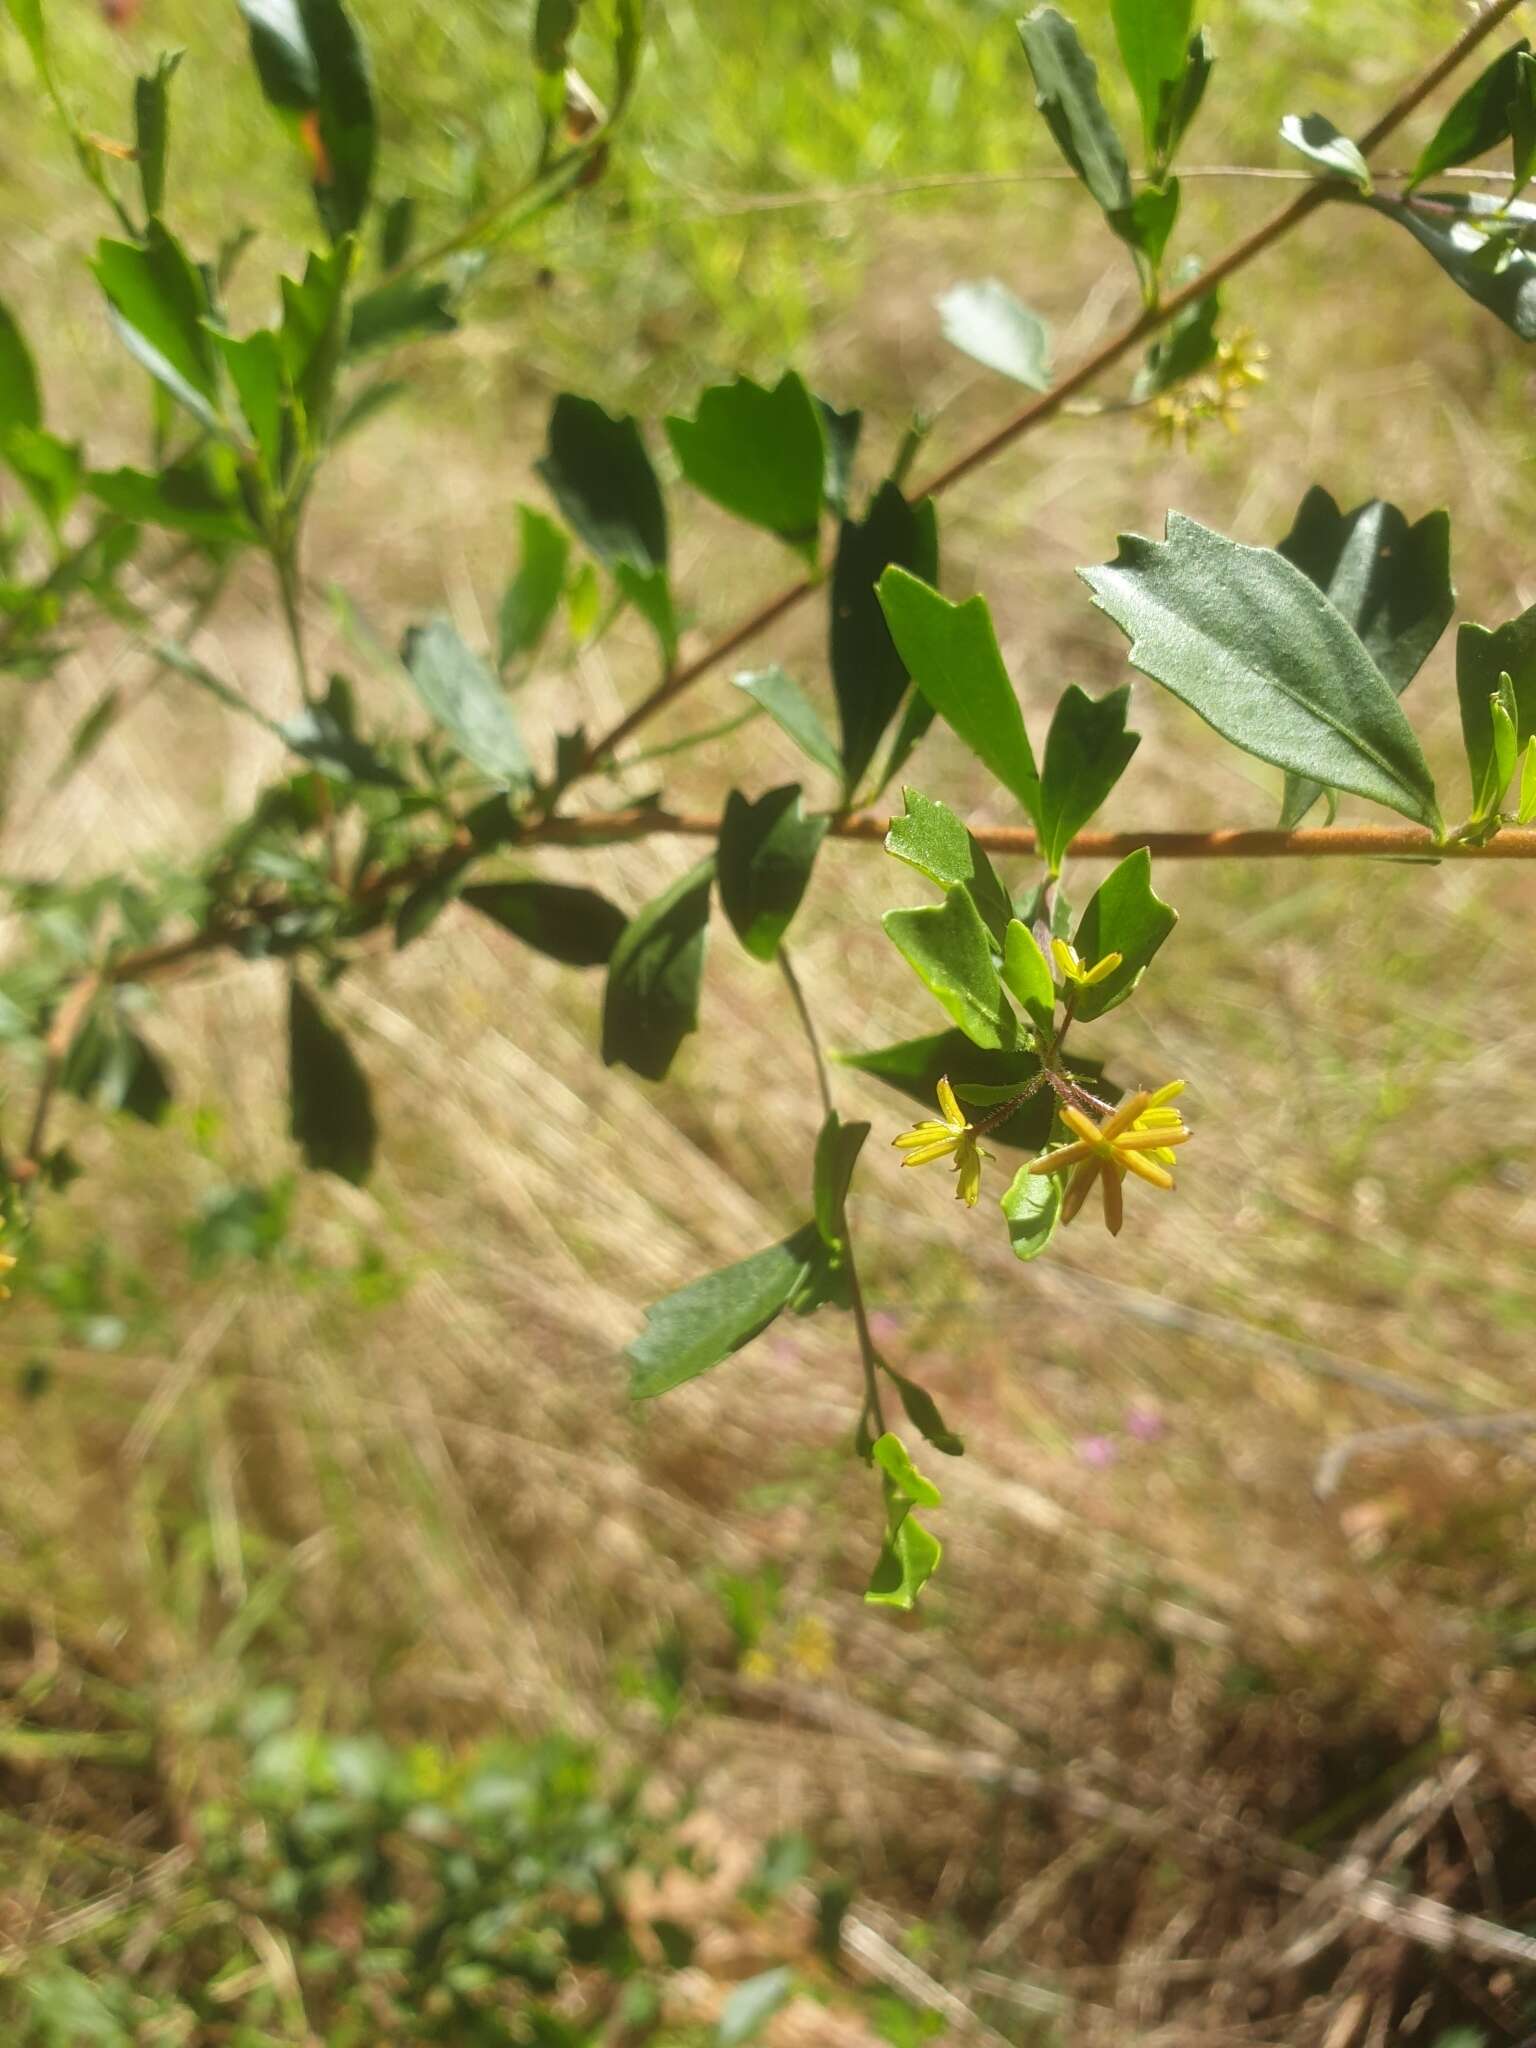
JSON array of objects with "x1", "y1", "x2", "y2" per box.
[
  {"x1": 1028, "y1": 1082, "x2": 1191, "y2": 1235},
  {"x1": 1050, "y1": 938, "x2": 1122, "y2": 988},
  {"x1": 892, "y1": 1076, "x2": 991, "y2": 1208}
]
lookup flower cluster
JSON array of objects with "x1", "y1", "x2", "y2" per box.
[
  {"x1": 1148, "y1": 326, "x2": 1269, "y2": 448},
  {"x1": 1028, "y1": 1080, "x2": 1191, "y2": 1235}
]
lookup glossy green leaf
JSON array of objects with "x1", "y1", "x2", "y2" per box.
[
  {"x1": 537, "y1": 393, "x2": 667, "y2": 575},
  {"x1": 936, "y1": 278, "x2": 1050, "y2": 389},
  {"x1": 1408, "y1": 40, "x2": 1531, "y2": 189},
  {"x1": 1018, "y1": 7, "x2": 1131, "y2": 222},
  {"x1": 402, "y1": 618, "x2": 532, "y2": 788},
  {"x1": 717, "y1": 785, "x2": 827, "y2": 963},
  {"x1": 1070, "y1": 847, "x2": 1176, "y2": 1021},
  {"x1": 812, "y1": 1109, "x2": 869, "y2": 1246},
  {"x1": 288, "y1": 978, "x2": 375, "y2": 1182},
  {"x1": 884, "y1": 788, "x2": 1012, "y2": 946},
  {"x1": 1082, "y1": 514, "x2": 1442, "y2": 831},
  {"x1": 210, "y1": 328, "x2": 286, "y2": 474},
  {"x1": 1000, "y1": 1161, "x2": 1062, "y2": 1261},
  {"x1": 0, "y1": 296, "x2": 40, "y2": 439},
  {"x1": 716, "y1": 1967, "x2": 795, "y2": 2046},
  {"x1": 1038, "y1": 684, "x2": 1140, "y2": 871},
  {"x1": 133, "y1": 50, "x2": 181, "y2": 219},
  {"x1": 1279, "y1": 112, "x2": 1371, "y2": 191},
  {"x1": 628, "y1": 1226, "x2": 819, "y2": 1399},
  {"x1": 93, "y1": 225, "x2": 222, "y2": 433},
  {"x1": 1366, "y1": 191, "x2": 1536, "y2": 341},
  {"x1": 1001, "y1": 919, "x2": 1055, "y2": 1037},
  {"x1": 1459, "y1": 605, "x2": 1536, "y2": 811},
  {"x1": 87, "y1": 463, "x2": 256, "y2": 544},
  {"x1": 733, "y1": 666, "x2": 843, "y2": 780},
  {"x1": 461, "y1": 880, "x2": 626, "y2": 966},
  {"x1": 873, "y1": 1431, "x2": 941, "y2": 1507},
  {"x1": 498, "y1": 505, "x2": 570, "y2": 669},
  {"x1": 877, "y1": 568, "x2": 1041, "y2": 823},
  {"x1": 830, "y1": 483, "x2": 939, "y2": 793},
  {"x1": 883, "y1": 886, "x2": 1017, "y2": 1049},
  {"x1": 239, "y1": 0, "x2": 376, "y2": 239},
  {"x1": 885, "y1": 1368, "x2": 964, "y2": 1457},
  {"x1": 602, "y1": 858, "x2": 713, "y2": 1081},
  {"x1": 666, "y1": 373, "x2": 825, "y2": 554},
  {"x1": 1276, "y1": 489, "x2": 1454, "y2": 826},
  {"x1": 1110, "y1": 0, "x2": 1191, "y2": 161}
]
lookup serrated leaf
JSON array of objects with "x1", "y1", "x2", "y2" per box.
[
  {"x1": 498, "y1": 504, "x2": 569, "y2": 669},
  {"x1": 884, "y1": 787, "x2": 1012, "y2": 947},
  {"x1": 288, "y1": 978, "x2": 375, "y2": 1182},
  {"x1": 1038, "y1": 683, "x2": 1140, "y2": 871},
  {"x1": 666, "y1": 373, "x2": 825, "y2": 554},
  {"x1": 883, "y1": 886, "x2": 1018, "y2": 1049},
  {"x1": 1070, "y1": 847, "x2": 1176, "y2": 1021},
  {"x1": 279, "y1": 240, "x2": 354, "y2": 435},
  {"x1": 1000, "y1": 1160, "x2": 1062, "y2": 1261},
  {"x1": 877, "y1": 568, "x2": 1041, "y2": 823},
  {"x1": 1082, "y1": 513, "x2": 1442, "y2": 831},
  {"x1": 461, "y1": 880, "x2": 626, "y2": 966},
  {"x1": 537, "y1": 393, "x2": 667, "y2": 575},
  {"x1": 1279, "y1": 112, "x2": 1372, "y2": 191},
  {"x1": 813, "y1": 1109, "x2": 869, "y2": 1246},
  {"x1": 831, "y1": 482, "x2": 939, "y2": 793},
  {"x1": 402, "y1": 618, "x2": 532, "y2": 788},
  {"x1": 134, "y1": 50, "x2": 181, "y2": 220},
  {"x1": 1275, "y1": 488, "x2": 1454, "y2": 826},
  {"x1": 1457, "y1": 602, "x2": 1536, "y2": 812},
  {"x1": 602, "y1": 858, "x2": 713, "y2": 1080},
  {"x1": 733, "y1": 666, "x2": 843, "y2": 780},
  {"x1": 239, "y1": 0, "x2": 376, "y2": 240},
  {"x1": 1409, "y1": 40, "x2": 1532, "y2": 190},
  {"x1": 1366, "y1": 191, "x2": 1536, "y2": 341},
  {"x1": 1018, "y1": 6, "x2": 1131, "y2": 221},
  {"x1": 1110, "y1": 0, "x2": 1192, "y2": 161},
  {"x1": 93, "y1": 225, "x2": 223, "y2": 433},
  {"x1": 936, "y1": 278, "x2": 1050, "y2": 390},
  {"x1": 717, "y1": 784, "x2": 827, "y2": 963},
  {"x1": 628, "y1": 1227, "x2": 820, "y2": 1400},
  {"x1": 1001, "y1": 919, "x2": 1055, "y2": 1036}
]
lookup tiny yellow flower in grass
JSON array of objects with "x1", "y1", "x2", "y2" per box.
[
  {"x1": 892, "y1": 1075, "x2": 992, "y2": 1209},
  {"x1": 1050, "y1": 937, "x2": 1123, "y2": 989},
  {"x1": 1028, "y1": 1083, "x2": 1192, "y2": 1236},
  {"x1": 0, "y1": 1221, "x2": 16, "y2": 1300}
]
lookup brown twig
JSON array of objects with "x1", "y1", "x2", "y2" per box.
[
  {"x1": 18, "y1": 971, "x2": 102, "y2": 1180},
  {"x1": 574, "y1": 0, "x2": 1526, "y2": 774}
]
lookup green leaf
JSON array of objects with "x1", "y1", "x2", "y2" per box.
[
  {"x1": 2, "y1": 0, "x2": 46, "y2": 72},
  {"x1": 210, "y1": 327, "x2": 287, "y2": 474},
  {"x1": 884, "y1": 1369, "x2": 964, "y2": 1457},
  {"x1": 1018, "y1": 7, "x2": 1132, "y2": 222},
  {"x1": 537, "y1": 393, "x2": 667, "y2": 576},
  {"x1": 883, "y1": 886, "x2": 1017, "y2": 1049},
  {"x1": 1001, "y1": 919, "x2": 1055, "y2": 1037},
  {"x1": 87, "y1": 462, "x2": 256, "y2": 544},
  {"x1": 1110, "y1": 0, "x2": 1192, "y2": 161},
  {"x1": 6, "y1": 427, "x2": 80, "y2": 534},
  {"x1": 394, "y1": 871, "x2": 459, "y2": 948},
  {"x1": 615, "y1": 560, "x2": 678, "y2": 663},
  {"x1": 347, "y1": 276, "x2": 459, "y2": 351},
  {"x1": 1459, "y1": 605, "x2": 1536, "y2": 812},
  {"x1": 133, "y1": 50, "x2": 181, "y2": 220},
  {"x1": 865, "y1": 1505, "x2": 942, "y2": 1609},
  {"x1": 877, "y1": 568, "x2": 1041, "y2": 823},
  {"x1": 461, "y1": 880, "x2": 626, "y2": 966},
  {"x1": 239, "y1": 0, "x2": 376, "y2": 239},
  {"x1": 717, "y1": 785, "x2": 827, "y2": 963},
  {"x1": 812, "y1": 1109, "x2": 869, "y2": 1247},
  {"x1": 402, "y1": 618, "x2": 531, "y2": 788},
  {"x1": 665, "y1": 373, "x2": 825, "y2": 554},
  {"x1": 62, "y1": 1013, "x2": 172, "y2": 1124},
  {"x1": 816, "y1": 396, "x2": 862, "y2": 513},
  {"x1": 533, "y1": 0, "x2": 579, "y2": 72},
  {"x1": 279, "y1": 240, "x2": 354, "y2": 436},
  {"x1": 92, "y1": 225, "x2": 223, "y2": 433},
  {"x1": 836, "y1": 1030, "x2": 1071, "y2": 1150},
  {"x1": 288, "y1": 978, "x2": 375, "y2": 1183},
  {"x1": 1366, "y1": 191, "x2": 1536, "y2": 341},
  {"x1": 830, "y1": 482, "x2": 939, "y2": 793},
  {"x1": 1481, "y1": 677, "x2": 1520, "y2": 817},
  {"x1": 499, "y1": 505, "x2": 570, "y2": 669},
  {"x1": 1279, "y1": 112, "x2": 1372, "y2": 191},
  {"x1": 1132, "y1": 280, "x2": 1218, "y2": 398},
  {"x1": 1408, "y1": 40, "x2": 1532, "y2": 189},
  {"x1": 733, "y1": 666, "x2": 843, "y2": 780},
  {"x1": 936, "y1": 279, "x2": 1050, "y2": 390},
  {"x1": 1070, "y1": 847, "x2": 1176, "y2": 1021},
  {"x1": 1038, "y1": 684, "x2": 1140, "y2": 871},
  {"x1": 1513, "y1": 53, "x2": 1536, "y2": 194},
  {"x1": 1518, "y1": 735, "x2": 1536, "y2": 822},
  {"x1": 884, "y1": 788, "x2": 1012, "y2": 947},
  {"x1": 1000, "y1": 1161, "x2": 1062, "y2": 1261},
  {"x1": 1275, "y1": 488, "x2": 1454, "y2": 826},
  {"x1": 1157, "y1": 28, "x2": 1212, "y2": 165},
  {"x1": 716, "y1": 1967, "x2": 795, "y2": 2047},
  {"x1": 873, "y1": 1430, "x2": 941, "y2": 1507},
  {"x1": 1127, "y1": 178, "x2": 1180, "y2": 276},
  {"x1": 602, "y1": 859, "x2": 713, "y2": 1081},
  {"x1": 281, "y1": 676, "x2": 404, "y2": 784},
  {"x1": 0, "y1": 296, "x2": 40, "y2": 439},
  {"x1": 628, "y1": 1226, "x2": 820, "y2": 1400},
  {"x1": 378, "y1": 193, "x2": 415, "y2": 269},
  {"x1": 1082, "y1": 514, "x2": 1442, "y2": 831}
]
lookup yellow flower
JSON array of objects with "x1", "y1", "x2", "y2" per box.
[
  {"x1": 0, "y1": 1221, "x2": 16, "y2": 1301},
  {"x1": 1216, "y1": 326, "x2": 1268, "y2": 392},
  {"x1": 892, "y1": 1075, "x2": 991, "y2": 1208},
  {"x1": 1051, "y1": 938, "x2": 1123, "y2": 988},
  {"x1": 1028, "y1": 1084, "x2": 1192, "y2": 1236}
]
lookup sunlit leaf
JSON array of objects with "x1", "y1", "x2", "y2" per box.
[
  {"x1": 1070, "y1": 847, "x2": 1176, "y2": 1021},
  {"x1": 883, "y1": 886, "x2": 1018, "y2": 1049},
  {"x1": 936, "y1": 278, "x2": 1050, "y2": 390},
  {"x1": 1279, "y1": 112, "x2": 1371, "y2": 190},
  {"x1": 1038, "y1": 683, "x2": 1139, "y2": 871},
  {"x1": 666, "y1": 372, "x2": 825, "y2": 554},
  {"x1": 402, "y1": 618, "x2": 532, "y2": 788},
  {"x1": 628, "y1": 1229, "x2": 820, "y2": 1400}
]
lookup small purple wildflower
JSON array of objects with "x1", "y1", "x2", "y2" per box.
[
  {"x1": 1125, "y1": 1403, "x2": 1166, "y2": 1444},
  {"x1": 1076, "y1": 1434, "x2": 1118, "y2": 1469}
]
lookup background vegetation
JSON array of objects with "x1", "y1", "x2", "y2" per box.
[{"x1": 2, "y1": 0, "x2": 1536, "y2": 2040}]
